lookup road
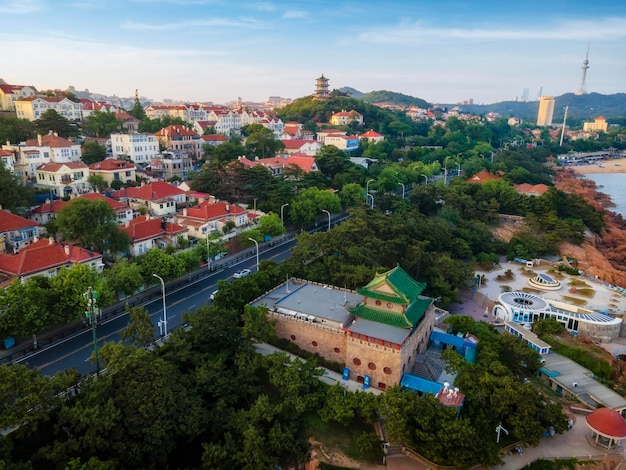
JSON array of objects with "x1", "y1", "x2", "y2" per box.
[{"x1": 17, "y1": 237, "x2": 297, "y2": 377}]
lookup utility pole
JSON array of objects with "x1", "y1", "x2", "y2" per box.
[
  {"x1": 560, "y1": 106, "x2": 568, "y2": 147},
  {"x1": 83, "y1": 286, "x2": 100, "y2": 375}
]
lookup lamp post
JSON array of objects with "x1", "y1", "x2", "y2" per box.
[
  {"x1": 479, "y1": 153, "x2": 485, "y2": 159},
  {"x1": 83, "y1": 286, "x2": 100, "y2": 375},
  {"x1": 398, "y1": 182, "x2": 405, "y2": 199},
  {"x1": 421, "y1": 174, "x2": 428, "y2": 186},
  {"x1": 444, "y1": 156, "x2": 450, "y2": 186},
  {"x1": 152, "y1": 274, "x2": 168, "y2": 337},
  {"x1": 456, "y1": 163, "x2": 461, "y2": 177},
  {"x1": 367, "y1": 193, "x2": 375, "y2": 209},
  {"x1": 206, "y1": 235, "x2": 212, "y2": 271},
  {"x1": 248, "y1": 237, "x2": 259, "y2": 272},
  {"x1": 365, "y1": 178, "x2": 374, "y2": 202},
  {"x1": 322, "y1": 209, "x2": 331, "y2": 231},
  {"x1": 280, "y1": 203, "x2": 289, "y2": 224}
]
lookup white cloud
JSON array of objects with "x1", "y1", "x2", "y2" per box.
[
  {"x1": 355, "y1": 17, "x2": 626, "y2": 45},
  {"x1": 121, "y1": 17, "x2": 262, "y2": 31},
  {"x1": 281, "y1": 10, "x2": 308, "y2": 19},
  {"x1": 0, "y1": 0, "x2": 42, "y2": 14}
]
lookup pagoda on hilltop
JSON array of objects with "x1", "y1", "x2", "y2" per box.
[{"x1": 313, "y1": 74, "x2": 330, "y2": 101}]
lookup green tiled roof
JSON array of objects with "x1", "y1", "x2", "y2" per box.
[
  {"x1": 404, "y1": 297, "x2": 432, "y2": 326},
  {"x1": 349, "y1": 304, "x2": 412, "y2": 328},
  {"x1": 358, "y1": 266, "x2": 426, "y2": 303}
]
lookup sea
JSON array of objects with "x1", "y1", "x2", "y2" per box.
[{"x1": 584, "y1": 173, "x2": 626, "y2": 217}]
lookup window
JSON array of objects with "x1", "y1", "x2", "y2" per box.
[
  {"x1": 383, "y1": 367, "x2": 392, "y2": 375},
  {"x1": 368, "y1": 362, "x2": 376, "y2": 371},
  {"x1": 334, "y1": 347, "x2": 340, "y2": 353},
  {"x1": 312, "y1": 341, "x2": 317, "y2": 347},
  {"x1": 353, "y1": 358, "x2": 361, "y2": 366},
  {"x1": 290, "y1": 335, "x2": 296, "y2": 341}
]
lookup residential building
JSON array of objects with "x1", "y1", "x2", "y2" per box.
[
  {"x1": 110, "y1": 180, "x2": 186, "y2": 216},
  {"x1": 35, "y1": 161, "x2": 90, "y2": 197},
  {"x1": 360, "y1": 129, "x2": 384, "y2": 144},
  {"x1": 149, "y1": 151, "x2": 193, "y2": 180},
  {"x1": 513, "y1": 183, "x2": 549, "y2": 196},
  {"x1": 15, "y1": 96, "x2": 83, "y2": 121},
  {"x1": 115, "y1": 111, "x2": 141, "y2": 133},
  {"x1": 28, "y1": 200, "x2": 68, "y2": 225},
  {"x1": 583, "y1": 116, "x2": 608, "y2": 133},
  {"x1": 323, "y1": 134, "x2": 360, "y2": 152},
  {"x1": 281, "y1": 122, "x2": 304, "y2": 140},
  {"x1": 110, "y1": 133, "x2": 160, "y2": 164},
  {"x1": 119, "y1": 215, "x2": 188, "y2": 256},
  {"x1": 200, "y1": 134, "x2": 229, "y2": 147},
  {"x1": 88, "y1": 158, "x2": 136, "y2": 187},
  {"x1": 3, "y1": 132, "x2": 82, "y2": 181},
  {"x1": 0, "y1": 210, "x2": 44, "y2": 254},
  {"x1": 0, "y1": 82, "x2": 37, "y2": 111},
  {"x1": 250, "y1": 266, "x2": 439, "y2": 390},
  {"x1": 154, "y1": 125, "x2": 203, "y2": 159},
  {"x1": 176, "y1": 201, "x2": 249, "y2": 239},
  {"x1": 0, "y1": 237, "x2": 103, "y2": 284},
  {"x1": 316, "y1": 129, "x2": 345, "y2": 143},
  {"x1": 280, "y1": 139, "x2": 322, "y2": 156},
  {"x1": 330, "y1": 110, "x2": 364, "y2": 126},
  {"x1": 79, "y1": 99, "x2": 118, "y2": 118},
  {"x1": 536, "y1": 96, "x2": 555, "y2": 126},
  {"x1": 0, "y1": 149, "x2": 16, "y2": 174}
]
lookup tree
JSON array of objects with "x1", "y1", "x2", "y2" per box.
[
  {"x1": 34, "y1": 109, "x2": 79, "y2": 137},
  {"x1": 290, "y1": 187, "x2": 342, "y2": 226},
  {"x1": 245, "y1": 127, "x2": 284, "y2": 158},
  {"x1": 104, "y1": 258, "x2": 143, "y2": 299},
  {"x1": 0, "y1": 160, "x2": 34, "y2": 213},
  {"x1": 81, "y1": 141, "x2": 108, "y2": 165},
  {"x1": 56, "y1": 198, "x2": 131, "y2": 254},
  {"x1": 0, "y1": 117, "x2": 36, "y2": 144},
  {"x1": 82, "y1": 110, "x2": 122, "y2": 138},
  {"x1": 129, "y1": 92, "x2": 145, "y2": 120},
  {"x1": 87, "y1": 174, "x2": 107, "y2": 192},
  {"x1": 120, "y1": 306, "x2": 154, "y2": 347},
  {"x1": 340, "y1": 183, "x2": 365, "y2": 208},
  {"x1": 257, "y1": 212, "x2": 285, "y2": 237}
]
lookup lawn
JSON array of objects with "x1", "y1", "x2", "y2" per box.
[
  {"x1": 568, "y1": 279, "x2": 590, "y2": 288},
  {"x1": 561, "y1": 296, "x2": 587, "y2": 306}
]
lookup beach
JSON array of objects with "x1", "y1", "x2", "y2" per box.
[{"x1": 570, "y1": 157, "x2": 626, "y2": 174}]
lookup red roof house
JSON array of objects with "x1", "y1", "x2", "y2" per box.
[{"x1": 119, "y1": 215, "x2": 188, "y2": 256}]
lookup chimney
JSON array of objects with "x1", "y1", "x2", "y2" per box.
[
  {"x1": 64, "y1": 244, "x2": 70, "y2": 256},
  {"x1": 183, "y1": 208, "x2": 187, "y2": 216},
  {"x1": 48, "y1": 237, "x2": 54, "y2": 245},
  {"x1": 37, "y1": 134, "x2": 42, "y2": 146},
  {"x1": 226, "y1": 204, "x2": 230, "y2": 213}
]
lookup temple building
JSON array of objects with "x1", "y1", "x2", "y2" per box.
[{"x1": 249, "y1": 266, "x2": 442, "y2": 390}]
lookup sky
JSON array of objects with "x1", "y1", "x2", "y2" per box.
[{"x1": 1, "y1": 0, "x2": 625, "y2": 105}]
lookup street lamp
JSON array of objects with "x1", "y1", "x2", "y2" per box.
[
  {"x1": 443, "y1": 157, "x2": 450, "y2": 186},
  {"x1": 322, "y1": 209, "x2": 331, "y2": 231},
  {"x1": 206, "y1": 235, "x2": 212, "y2": 271},
  {"x1": 248, "y1": 237, "x2": 259, "y2": 272},
  {"x1": 83, "y1": 286, "x2": 100, "y2": 375},
  {"x1": 365, "y1": 178, "x2": 374, "y2": 202},
  {"x1": 479, "y1": 153, "x2": 485, "y2": 159},
  {"x1": 456, "y1": 163, "x2": 461, "y2": 176},
  {"x1": 421, "y1": 174, "x2": 428, "y2": 186},
  {"x1": 152, "y1": 274, "x2": 168, "y2": 337},
  {"x1": 398, "y1": 182, "x2": 405, "y2": 199},
  {"x1": 280, "y1": 203, "x2": 289, "y2": 224},
  {"x1": 367, "y1": 193, "x2": 375, "y2": 209}
]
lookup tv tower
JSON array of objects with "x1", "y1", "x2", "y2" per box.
[{"x1": 575, "y1": 43, "x2": 590, "y2": 95}]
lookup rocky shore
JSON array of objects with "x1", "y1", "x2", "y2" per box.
[{"x1": 554, "y1": 167, "x2": 626, "y2": 288}]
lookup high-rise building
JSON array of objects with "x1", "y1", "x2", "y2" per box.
[
  {"x1": 522, "y1": 88, "x2": 529, "y2": 102},
  {"x1": 536, "y1": 96, "x2": 555, "y2": 126}
]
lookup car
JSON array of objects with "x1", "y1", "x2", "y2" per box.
[
  {"x1": 209, "y1": 290, "x2": 218, "y2": 301},
  {"x1": 233, "y1": 269, "x2": 251, "y2": 279}
]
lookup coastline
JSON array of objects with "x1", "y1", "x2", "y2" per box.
[{"x1": 569, "y1": 157, "x2": 626, "y2": 174}]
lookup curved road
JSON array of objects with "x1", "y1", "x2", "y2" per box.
[{"x1": 18, "y1": 238, "x2": 296, "y2": 377}]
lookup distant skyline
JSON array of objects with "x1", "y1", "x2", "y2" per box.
[{"x1": 2, "y1": 0, "x2": 625, "y2": 105}]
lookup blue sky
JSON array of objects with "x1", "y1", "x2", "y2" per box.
[{"x1": 1, "y1": 0, "x2": 625, "y2": 105}]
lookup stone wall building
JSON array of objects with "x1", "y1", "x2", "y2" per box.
[{"x1": 250, "y1": 266, "x2": 437, "y2": 390}]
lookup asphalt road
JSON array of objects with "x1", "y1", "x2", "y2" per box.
[{"x1": 17, "y1": 237, "x2": 297, "y2": 377}]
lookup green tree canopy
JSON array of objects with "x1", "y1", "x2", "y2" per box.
[{"x1": 34, "y1": 109, "x2": 79, "y2": 137}]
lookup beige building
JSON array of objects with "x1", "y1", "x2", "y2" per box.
[
  {"x1": 15, "y1": 96, "x2": 83, "y2": 121},
  {"x1": 330, "y1": 110, "x2": 364, "y2": 126},
  {"x1": 583, "y1": 116, "x2": 608, "y2": 132},
  {"x1": 0, "y1": 82, "x2": 37, "y2": 111},
  {"x1": 88, "y1": 158, "x2": 136, "y2": 186},
  {"x1": 35, "y1": 161, "x2": 90, "y2": 197},
  {"x1": 536, "y1": 96, "x2": 555, "y2": 126}
]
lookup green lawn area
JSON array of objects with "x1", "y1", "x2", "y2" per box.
[
  {"x1": 568, "y1": 279, "x2": 590, "y2": 288},
  {"x1": 301, "y1": 411, "x2": 377, "y2": 463},
  {"x1": 562, "y1": 296, "x2": 587, "y2": 306},
  {"x1": 572, "y1": 288, "x2": 595, "y2": 298}
]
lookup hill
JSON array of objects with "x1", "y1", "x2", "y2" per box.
[
  {"x1": 360, "y1": 90, "x2": 430, "y2": 109},
  {"x1": 453, "y1": 92, "x2": 626, "y2": 124},
  {"x1": 338, "y1": 87, "x2": 364, "y2": 98}
]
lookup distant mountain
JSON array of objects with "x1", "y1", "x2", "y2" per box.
[
  {"x1": 451, "y1": 92, "x2": 626, "y2": 124},
  {"x1": 338, "y1": 87, "x2": 364, "y2": 98},
  {"x1": 360, "y1": 90, "x2": 430, "y2": 109}
]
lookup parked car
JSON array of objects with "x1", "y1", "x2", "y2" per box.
[
  {"x1": 233, "y1": 269, "x2": 251, "y2": 279},
  {"x1": 209, "y1": 290, "x2": 218, "y2": 301}
]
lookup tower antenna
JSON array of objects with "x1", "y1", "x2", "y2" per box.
[
  {"x1": 560, "y1": 106, "x2": 568, "y2": 146},
  {"x1": 575, "y1": 43, "x2": 590, "y2": 95}
]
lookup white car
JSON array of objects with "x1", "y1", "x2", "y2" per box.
[
  {"x1": 209, "y1": 290, "x2": 218, "y2": 301},
  {"x1": 233, "y1": 268, "x2": 252, "y2": 279}
]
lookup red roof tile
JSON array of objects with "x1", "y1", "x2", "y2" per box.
[
  {"x1": 24, "y1": 134, "x2": 76, "y2": 148},
  {"x1": 88, "y1": 158, "x2": 135, "y2": 171},
  {"x1": 281, "y1": 139, "x2": 318, "y2": 149},
  {"x1": 111, "y1": 181, "x2": 185, "y2": 201},
  {"x1": 0, "y1": 211, "x2": 40, "y2": 232},
  {"x1": 37, "y1": 161, "x2": 88, "y2": 172},
  {"x1": 120, "y1": 215, "x2": 187, "y2": 242},
  {"x1": 78, "y1": 193, "x2": 128, "y2": 211},
  {"x1": 182, "y1": 201, "x2": 246, "y2": 221},
  {"x1": 586, "y1": 408, "x2": 626, "y2": 439},
  {"x1": 30, "y1": 200, "x2": 68, "y2": 214}
]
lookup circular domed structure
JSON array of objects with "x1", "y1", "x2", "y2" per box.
[
  {"x1": 528, "y1": 273, "x2": 561, "y2": 291},
  {"x1": 586, "y1": 408, "x2": 626, "y2": 449}
]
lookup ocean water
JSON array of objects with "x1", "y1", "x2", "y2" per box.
[{"x1": 584, "y1": 173, "x2": 626, "y2": 217}]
